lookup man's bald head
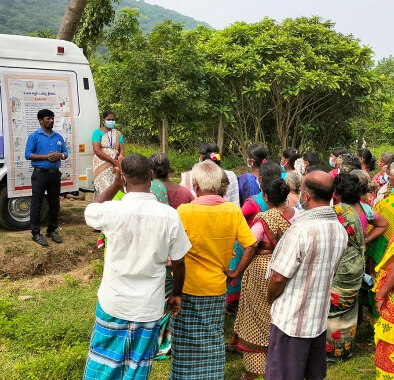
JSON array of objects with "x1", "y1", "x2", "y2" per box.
[{"x1": 304, "y1": 171, "x2": 334, "y2": 202}]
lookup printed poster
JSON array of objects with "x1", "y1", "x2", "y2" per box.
[{"x1": 0, "y1": 71, "x2": 79, "y2": 198}]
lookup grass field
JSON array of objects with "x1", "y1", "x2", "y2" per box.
[{"x1": 0, "y1": 273, "x2": 376, "y2": 380}]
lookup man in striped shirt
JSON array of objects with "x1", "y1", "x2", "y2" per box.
[{"x1": 265, "y1": 171, "x2": 347, "y2": 380}]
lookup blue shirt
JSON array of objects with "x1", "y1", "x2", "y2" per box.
[{"x1": 25, "y1": 128, "x2": 68, "y2": 169}]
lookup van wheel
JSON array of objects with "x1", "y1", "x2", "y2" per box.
[{"x1": 0, "y1": 185, "x2": 48, "y2": 230}]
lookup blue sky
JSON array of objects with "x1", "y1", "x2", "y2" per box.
[{"x1": 143, "y1": 0, "x2": 393, "y2": 62}]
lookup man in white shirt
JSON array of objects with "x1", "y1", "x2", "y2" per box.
[
  {"x1": 84, "y1": 153, "x2": 191, "y2": 380},
  {"x1": 265, "y1": 171, "x2": 347, "y2": 380}
]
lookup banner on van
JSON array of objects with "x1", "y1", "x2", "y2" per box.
[{"x1": 0, "y1": 71, "x2": 79, "y2": 197}]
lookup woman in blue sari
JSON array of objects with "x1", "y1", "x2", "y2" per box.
[{"x1": 238, "y1": 145, "x2": 268, "y2": 206}]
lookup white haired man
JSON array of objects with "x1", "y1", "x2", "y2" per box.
[{"x1": 170, "y1": 160, "x2": 257, "y2": 380}]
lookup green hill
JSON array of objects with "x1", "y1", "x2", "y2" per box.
[{"x1": 0, "y1": 0, "x2": 210, "y2": 36}]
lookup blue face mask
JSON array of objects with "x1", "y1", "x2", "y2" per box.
[
  {"x1": 105, "y1": 120, "x2": 116, "y2": 129},
  {"x1": 329, "y1": 156, "x2": 335, "y2": 168}
]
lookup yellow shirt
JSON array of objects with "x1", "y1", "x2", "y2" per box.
[{"x1": 178, "y1": 202, "x2": 256, "y2": 296}]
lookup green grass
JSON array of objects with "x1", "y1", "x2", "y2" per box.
[{"x1": 0, "y1": 278, "x2": 376, "y2": 379}]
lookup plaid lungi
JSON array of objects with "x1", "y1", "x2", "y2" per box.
[
  {"x1": 84, "y1": 302, "x2": 160, "y2": 380},
  {"x1": 169, "y1": 294, "x2": 226, "y2": 380}
]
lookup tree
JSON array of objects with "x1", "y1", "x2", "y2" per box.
[
  {"x1": 57, "y1": 0, "x2": 88, "y2": 41},
  {"x1": 197, "y1": 17, "x2": 384, "y2": 158}
]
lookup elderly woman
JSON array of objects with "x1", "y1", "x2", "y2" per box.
[
  {"x1": 170, "y1": 160, "x2": 257, "y2": 380},
  {"x1": 234, "y1": 177, "x2": 299, "y2": 379},
  {"x1": 372, "y1": 152, "x2": 394, "y2": 189},
  {"x1": 92, "y1": 111, "x2": 124, "y2": 198},
  {"x1": 285, "y1": 170, "x2": 302, "y2": 207},
  {"x1": 375, "y1": 161, "x2": 394, "y2": 207}
]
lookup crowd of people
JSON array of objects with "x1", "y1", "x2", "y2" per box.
[
  {"x1": 24, "y1": 108, "x2": 394, "y2": 378},
  {"x1": 25, "y1": 108, "x2": 394, "y2": 379},
  {"x1": 81, "y1": 114, "x2": 394, "y2": 380}
]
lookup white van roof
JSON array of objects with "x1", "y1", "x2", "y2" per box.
[{"x1": 0, "y1": 34, "x2": 89, "y2": 65}]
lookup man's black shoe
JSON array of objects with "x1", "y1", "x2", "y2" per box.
[
  {"x1": 46, "y1": 231, "x2": 62, "y2": 243},
  {"x1": 32, "y1": 234, "x2": 49, "y2": 247}
]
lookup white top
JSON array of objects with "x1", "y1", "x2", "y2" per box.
[
  {"x1": 180, "y1": 169, "x2": 240, "y2": 206},
  {"x1": 374, "y1": 182, "x2": 389, "y2": 207},
  {"x1": 85, "y1": 192, "x2": 192, "y2": 322},
  {"x1": 269, "y1": 206, "x2": 347, "y2": 338}
]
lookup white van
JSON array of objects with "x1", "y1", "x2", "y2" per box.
[{"x1": 0, "y1": 34, "x2": 99, "y2": 230}]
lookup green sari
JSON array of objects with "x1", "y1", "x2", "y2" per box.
[{"x1": 327, "y1": 203, "x2": 364, "y2": 361}]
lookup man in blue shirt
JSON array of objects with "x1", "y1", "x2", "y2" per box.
[{"x1": 25, "y1": 109, "x2": 68, "y2": 246}]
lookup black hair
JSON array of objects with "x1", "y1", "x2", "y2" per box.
[
  {"x1": 247, "y1": 144, "x2": 267, "y2": 167},
  {"x1": 306, "y1": 165, "x2": 327, "y2": 174},
  {"x1": 149, "y1": 152, "x2": 170, "y2": 179},
  {"x1": 304, "y1": 173, "x2": 334, "y2": 202},
  {"x1": 356, "y1": 148, "x2": 376, "y2": 171},
  {"x1": 303, "y1": 151, "x2": 320, "y2": 166},
  {"x1": 261, "y1": 177, "x2": 290, "y2": 207},
  {"x1": 283, "y1": 147, "x2": 301, "y2": 170},
  {"x1": 199, "y1": 142, "x2": 221, "y2": 167},
  {"x1": 37, "y1": 109, "x2": 54, "y2": 120},
  {"x1": 259, "y1": 161, "x2": 282, "y2": 180},
  {"x1": 331, "y1": 147, "x2": 348, "y2": 157},
  {"x1": 334, "y1": 173, "x2": 361, "y2": 204},
  {"x1": 103, "y1": 110, "x2": 115, "y2": 119},
  {"x1": 121, "y1": 153, "x2": 151, "y2": 185}
]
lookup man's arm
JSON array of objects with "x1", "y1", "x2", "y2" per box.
[
  {"x1": 267, "y1": 271, "x2": 288, "y2": 305},
  {"x1": 226, "y1": 242, "x2": 257, "y2": 281},
  {"x1": 166, "y1": 257, "x2": 185, "y2": 317}
]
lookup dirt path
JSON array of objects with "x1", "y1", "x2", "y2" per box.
[{"x1": 0, "y1": 193, "x2": 102, "y2": 280}]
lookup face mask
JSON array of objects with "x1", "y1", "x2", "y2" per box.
[
  {"x1": 280, "y1": 163, "x2": 286, "y2": 172},
  {"x1": 382, "y1": 173, "x2": 389, "y2": 183},
  {"x1": 329, "y1": 156, "x2": 335, "y2": 168},
  {"x1": 296, "y1": 191, "x2": 309, "y2": 212},
  {"x1": 105, "y1": 120, "x2": 116, "y2": 129}
]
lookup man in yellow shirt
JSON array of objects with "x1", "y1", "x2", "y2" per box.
[{"x1": 170, "y1": 160, "x2": 257, "y2": 380}]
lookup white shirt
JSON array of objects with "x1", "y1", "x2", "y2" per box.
[
  {"x1": 85, "y1": 192, "x2": 192, "y2": 322},
  {"x1": 270, "y1": 206, "x2": 347, "y2": 338}
]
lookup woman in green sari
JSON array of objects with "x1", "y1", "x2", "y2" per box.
[{"x1": 327, "y1": 173, "x2": 365, "y2": 361}]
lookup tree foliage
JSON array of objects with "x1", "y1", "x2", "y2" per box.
[{"x1": 93, "y1": 15, "x2": 390, "y2": 159}]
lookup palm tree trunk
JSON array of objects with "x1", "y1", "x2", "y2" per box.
[
  {"x1": 217, "y1": 115, "x2": 224, "y2": 155},
  {"x1": 57, "y1": 0, "x2": 88, "y2": 41}
]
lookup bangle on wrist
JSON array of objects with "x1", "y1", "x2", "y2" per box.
[
  {"x1": 365, "y1": 237, "x2": 369, "y2": 244},
  {"x1": 376, "y1": 296, "x2": 387, "y2": 301}
]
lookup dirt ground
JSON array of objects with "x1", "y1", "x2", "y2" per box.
[{"x1": 0, "y1": 192, "x2": 103, "y2": 282}]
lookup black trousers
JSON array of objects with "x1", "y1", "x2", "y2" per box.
[{"x1": 30, "y1": 169, "x2": 61, "y2": 235}]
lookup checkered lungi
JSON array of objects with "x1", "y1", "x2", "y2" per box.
[
  {"x1": 84, "y1": 302, "x2": 160, "y2": 380},
  {"x1": 169, "y1": 294, "x2": 226, "y2": 380}
]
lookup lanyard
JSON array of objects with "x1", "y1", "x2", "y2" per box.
[{"x1": 106, "y1": 131, "x2": 113, "y2": 148}]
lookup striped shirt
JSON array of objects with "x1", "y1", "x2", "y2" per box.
[{"x1": 270, "y1": 206, "x2": 347, "y2": 338}]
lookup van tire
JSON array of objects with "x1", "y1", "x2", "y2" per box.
[{"x1": 0, "y1": 185, "x2": 48, "y2": 230}]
